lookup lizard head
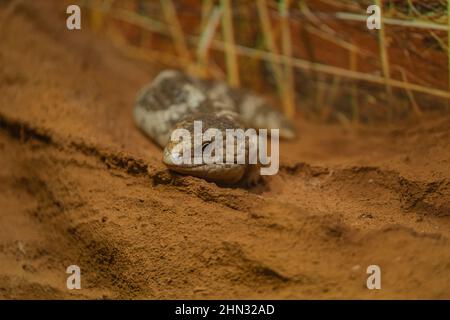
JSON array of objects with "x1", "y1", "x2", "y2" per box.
[{"x1": 162, "y1": 111, "x2": 250, "y2": 185}]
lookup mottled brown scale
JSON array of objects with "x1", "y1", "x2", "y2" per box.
[{"x1": 133, "y1": 69, "x2": 295, "y2": 185}]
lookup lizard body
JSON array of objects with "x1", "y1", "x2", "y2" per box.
[{"x1": 133, "y1": 70, "x2": 295, "y2": 185}]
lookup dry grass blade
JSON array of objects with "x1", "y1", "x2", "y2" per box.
[
  {"x1": 448, "y1": 0, "x2": 450, "y2": 107},
  {"x1": 220, "y1": 0, "x2": 240, "y2": 87},
  {"x1": 200, "y1": 0, "x2": 214, "y2": 30},
  {"x1": 335, "y1": 12, "x2": 449, "y2": 31},
  {"x1": 196, "y1": 6, "x2": 222, "y2": 76},
  {"x1": 79, "y1": 0, "x2": 450, "y2": 118},
  {"x1": 397, "y1": 67, "x2": 422, "y2": 116},
  {"x1": 206, "y1": 41, "x2": 450, "y2": 99},
  {"x1": 256, "y1": 0, "x2": 286, "y2": 111},
  {"x1": 279, "y1": 0, "x2": 296, "y2": 118},
  {"x1": 375, "y1": 0, "x2": 392, "y2": 100},
  {"x1": 160, "y1": 0, "x2": 192, "y2": 65},
  {"x1": 349, "y1": 47, "x2": 359, "y2": 122}
]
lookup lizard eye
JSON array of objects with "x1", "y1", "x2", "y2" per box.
[{"x1": 202, "y1": 142, "x2": 210, "y2": 152}]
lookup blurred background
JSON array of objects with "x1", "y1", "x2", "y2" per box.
[{"x1": 76, "y1": 0, "x2": 450, "y2": 123}]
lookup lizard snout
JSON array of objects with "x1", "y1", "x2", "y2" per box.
[{"x1": 162, "y1": 148, "x2": 184, "y2": 167}]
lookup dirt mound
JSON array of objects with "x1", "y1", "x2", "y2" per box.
[{"x1": 0, "y1": 2, "x2": 449, "y2": 299}]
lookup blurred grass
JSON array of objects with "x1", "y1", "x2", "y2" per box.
[{"x1": 78, "y1": 0, "x2": 450, "y2": 123}]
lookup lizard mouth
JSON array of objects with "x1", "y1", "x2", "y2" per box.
[
  {"x1": 162, "y1": 149, "x2": 205, "y2": 169},
  {"x1": 163, "y1": 162, "x2": 206, "y2": 170},
  {"x1": 162, "y1": 148, "x2": 245, "y2": 183}
]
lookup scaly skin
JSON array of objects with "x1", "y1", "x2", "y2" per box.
[{"x1": 133, "y1": 70, "x2": 295, "y2": 185}]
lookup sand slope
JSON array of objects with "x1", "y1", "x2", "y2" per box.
[{"x1": 0, "y1": 2, "x2": 449, "y2": 299}]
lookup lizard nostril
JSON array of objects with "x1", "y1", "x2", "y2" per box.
[
  {"x1": 202, "y1": 142, "x2": 210, "y2": 152},
  {"x1": 172, "y1": 152, "x2": 182, "y2": 161},
  {"x1": 169, "y1": 151, "x2": 183, "y2": 165},
  {"x1": 163, "y1": 149, "x2": 182, "y2": 166}
]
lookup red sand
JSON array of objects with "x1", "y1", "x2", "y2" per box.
[{"x1": 0, "y1": 2, "x2": 449, "y2": 299}]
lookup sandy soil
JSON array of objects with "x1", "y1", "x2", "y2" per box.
[{"x1": 0, "y1": 2, "x2": 449, "y2": 299}]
